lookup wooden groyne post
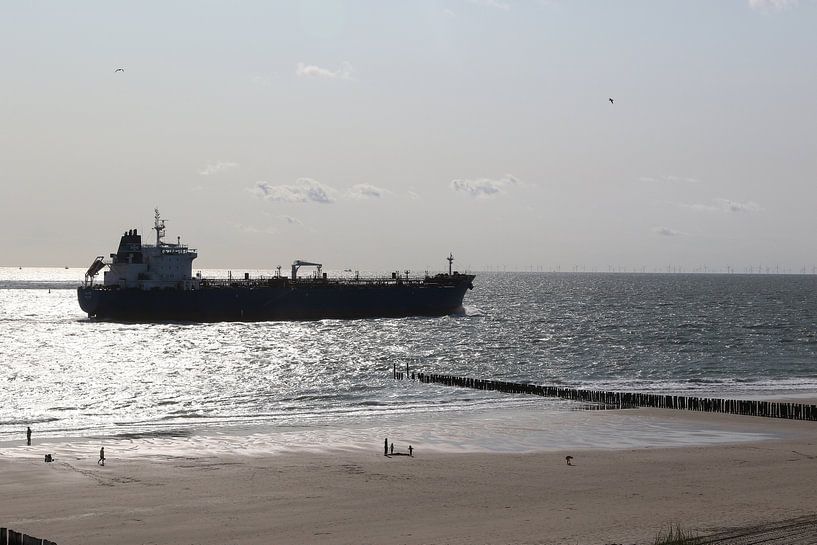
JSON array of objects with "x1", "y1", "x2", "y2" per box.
[
  {"x1": 0, "y1": 528, "x2": 57, "y2": 545},
  {"x1": 412, "y1": 373, "x2": 817, "y2": 421}
]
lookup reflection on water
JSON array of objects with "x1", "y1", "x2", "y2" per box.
[{"x1": 2, "y1": 268, "x2": 817, "y2": 440}]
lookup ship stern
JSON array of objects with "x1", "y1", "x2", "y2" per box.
[{"x1": 77, "y1": 287, "x2": 101, "y2": 317}]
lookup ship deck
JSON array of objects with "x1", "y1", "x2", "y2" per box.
[{"x1": 84, "y1": 273, "x2": 474, "y2": 290}]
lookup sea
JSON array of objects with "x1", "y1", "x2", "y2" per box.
[{"x1": 2, "y1": 267, "x2": 817, "y2": 451}]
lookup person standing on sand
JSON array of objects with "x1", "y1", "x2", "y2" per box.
[
  {"x1": 98, "y1": 447, "x2": 105, "y2": 466},
  {"x1": 384, "y1": 438, "x2": 388, "y2": 456},
  {"x1": 390, "y1": 442, "x2": 394, "y2": 455},
  {"x1": 408, "y1": 445, "x2": 413, "y2": 457},
  {"x1": 26, "y1": 426, "x2": 31, "y2": 446}
]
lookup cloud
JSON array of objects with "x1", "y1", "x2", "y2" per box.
[
  {"x1": 654, "y1": 227, "x2": 685, "y2": 237},
  {"x1": 252, "y1": 178, "x2": 337, "y2": 204},
  {"x1": 232, "y1": 223, "x2": 276, "y2": 235},
  {"x1": 250, "y1": 179, "x2": 401, "y2": 205},
  {"x1": 450, "y1": 174, "x2": 520, "y2": 198},
  {"x1": 280, "y1": 215, "x2": 302, "y2": 225},
  {"x1": 714, "y1": 199, "x2": 763, "y2": 212},
  {"x1": 199, "y1": 161, "x2": 238, "y2": 176},
  {"x1": 250, "y1": 74, "x2": 278, "y2": 87},
  {"x1": 683, "y1": 199, "x2": 763, "y2": 213},
  {"x1": 347, "y1": 184, "x2": 390, "y2": 200},
  {"x1": 443, "y1": 8, "x2": 456, "y2": 17},
  {"x1": 296, "y1": 61, "x2": 353, "y2": 80},
  {"x1": 638, "y1": 175, "x2": 700, "y2": 184},
  {"x1": 684, "y1": 203, "x2": 719, "y2": 212},
  {"x1": 407, "y1": 190, "x2": 421, "y2": 200},
  {"x1": 466, "y1": 0, "x2": 511, "y2": 10},
  {"x1": 748, "y1": 0, "x2": 798, "y2": 11}
]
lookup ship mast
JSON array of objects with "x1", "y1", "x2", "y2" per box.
[
  {"x1": 154, "y1": 208, "x2": 166, "y2": 246},
  {"x1": 447, "y1": 252, "x2": 454, "y2": 275}
]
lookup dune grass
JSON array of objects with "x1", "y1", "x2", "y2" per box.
[{"x1": 653, "y1": 524, "x2": 701, "y2": 545}]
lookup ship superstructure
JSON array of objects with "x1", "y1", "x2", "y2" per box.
[
  {"x1": 78, "y1": 210, "x2": 475, "y2": 322},
  {"x1": 87, "y1": 209, "x2": 199, "y2": 291}
]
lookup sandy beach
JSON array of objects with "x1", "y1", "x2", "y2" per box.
[{"x1": 3, "y1": 408, "x2": 817, "y2": 545}]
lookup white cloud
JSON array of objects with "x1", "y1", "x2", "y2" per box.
[
  {"x1": 250, "y1": 74, "x2": 277, "y2": 87},
  {"x1": 296, "y1": 61, "x2": 353, "y2": 80},
  {"x1": 639, "y1": 175, "x2": 700, "y2": 184},
  {"x1": 714, "y1": 199, "x2": 763, "y2": 212},
  {"x1": 683, "y1": 199, "x2": 763, "y2": 213},
  {"x1": 347, "y1": 184, "x2": 390, "y2": 200},
  {"x1": 748, "y1": 0, "x2": 798, "y2": 11},
  {"x1": 450, "y1": 174, "x2": 520, "y2": 198},
  {"x1": 280, "y1": 215, "x2": 302, "y2": 225},
  {"x1": 466, "y1": 0, "x2": 511, "y2": 10},
  {"x1": 443, "y1": 8, "x2": 456, "y2": 17},
  {"x1": 252, "y1": 178, "x2": 337, "y2": 204},
  {"x1": 654, "y1": 226, "x2": 685, "y2": 237},
  {"x1": 684, "y1": 203, "x2": 719, "y2": 212},
  {"x1": 232, "y1": 223, "x2": 277, "y2": 235},
  {"x1": 407, "y1": 190, "x2": 421, "y2": 200},
  {"x1": 199, "y1": 161, "x2": 239, "y2": 176}
]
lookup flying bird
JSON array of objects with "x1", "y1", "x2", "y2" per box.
[
  {"x1": 608, "y1": 97, "x2": 614, "y2": 104},
  {"x1": 114, "y1": 68, "x2": 125, "y2": 73}
]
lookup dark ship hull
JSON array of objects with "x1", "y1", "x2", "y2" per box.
[{"x1": 77, "y1": 275, "x2": 475, "y2": 322}]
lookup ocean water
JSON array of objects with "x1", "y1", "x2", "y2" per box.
[{"x1": 2, "y1": 267, "x2": 817, "y2": 443}]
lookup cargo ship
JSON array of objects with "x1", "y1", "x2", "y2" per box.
[{"x1": 77, "y1": 210, "x2": 475, "y2": 321}]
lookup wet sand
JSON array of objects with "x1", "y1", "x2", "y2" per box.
[{"x1": 3, "y1": 408, "x2": 817, "y2": 545}]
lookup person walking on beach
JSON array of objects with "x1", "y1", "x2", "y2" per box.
[
  {"x1": 98, "y1": 447, "x2": 105, "y2": 466},
  {"x1": 408, "y1": 445, "x2": 413, "y2": 457},
  {"x1": 26, "y1": 426, "x2": 31, "y2": 446},
  {"x1": 384, "y1": 438, "x2": 388, "y2": 456},
  {"x1": 390, "y1": 442, "x2": 394, "y2": 455}
]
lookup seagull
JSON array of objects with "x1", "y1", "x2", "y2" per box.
[
  {"x1": 114, "y1": 68, "x2": 125, "y2": 73},
  {"x1": 608, "y1": 97, "x2": 614, "y2": 104}
]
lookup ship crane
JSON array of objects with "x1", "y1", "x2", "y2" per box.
[
  {"x1": 83, "y1": 256, "x2": 107, "y2": 286},
  {"x1": 291, "y1": 260, "x2": 322, "y2": 280}
]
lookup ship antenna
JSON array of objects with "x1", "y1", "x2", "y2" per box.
[
  {"x1": 154, "y1": 207, "x2": 166, "y2": 246},
  {"x1": 447, "y1": 252, "x2": 454, "y2": 275}
]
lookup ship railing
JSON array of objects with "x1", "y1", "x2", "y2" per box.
[
  {"x1": 142, "y1": 244, "x2": 197, "y2": 255},
  {"x1": 83, "y1": 272, "x2": 471, "y2": 290},
  {"x1": 194, "y1": 275, "x2": 443, "y2": 288},
  {"x1": 160, "y1": 247, "x2": 196, "y2": 255}
]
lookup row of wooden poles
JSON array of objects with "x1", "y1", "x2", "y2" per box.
[
  {"x1": 413, "y1": 372, "x2": 817, "y2": 421},
  {"x1": 0, "y1": 528, "x2": 56, "y2": 545}
]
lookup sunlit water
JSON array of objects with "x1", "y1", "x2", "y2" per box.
[{"x1": 2, "y1": 268, "x2": 817, "y2": 444}]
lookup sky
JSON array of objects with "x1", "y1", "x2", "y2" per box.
[{"x1": 1, "y1": 0, "x2": 815, "y2": 272}]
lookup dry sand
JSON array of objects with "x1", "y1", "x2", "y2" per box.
[{"x1": 3, "y1": 409, "x2": 817, "y2": 545}]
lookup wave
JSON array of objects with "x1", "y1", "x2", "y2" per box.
[
  {"x1": 460, "y1": 305, "x2": 484, "y2": 317},
  {"x1": 0, "y1": 416, "x2": 60, "y2": 426},
  {"x1": 0, "y1": 281, "x2": 79, "y2": 290}
]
